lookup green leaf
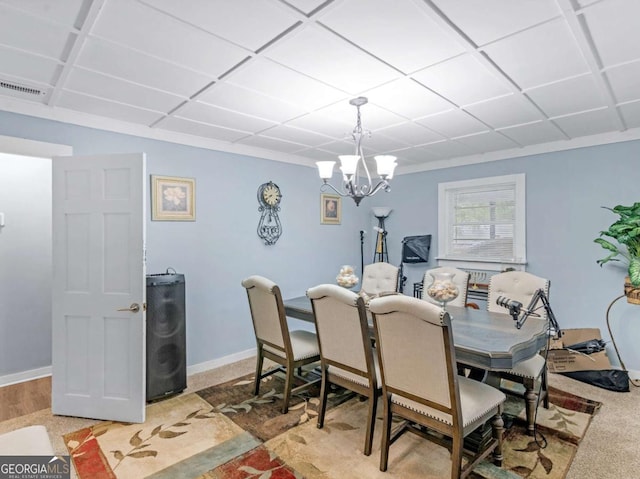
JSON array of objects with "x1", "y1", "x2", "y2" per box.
[
  {"x1": 594, "y1": 238, "x2": 619, "y2": 253},
  {"x1": 630, "y1": 258, "x2": 640, "y2": 286},
  {"x1": 597, "y1": 253, "x2": 621, "y2": 266}
]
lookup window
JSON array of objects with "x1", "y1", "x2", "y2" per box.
[{"x1": 437, "y1": 174, "x2": 526, "y2": 271}]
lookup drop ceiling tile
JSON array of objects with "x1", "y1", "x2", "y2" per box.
[
  {"x1": 526, "y1": 74, "x2": 607, "y2": 118},
  {"x1": 374, "y1": 121, "x2": 444, "y2": 146},
  {"x1": 76, "y1": 38, "x2": 214, "y2": 97},
  {"x1": 582, "y1": 0, "x2": 640, "y2": 67},
  {"x1": 552, "y1": 108, "x2": 618, "y2": 138},
  {"x1": 315, "y1": 139, "x2": 358, "y2": 155},
  {"x1": 198, "y1": 82, "x2": 307, "y2": 123},
  {"x1": 57, "y1": 90, "x2": 164, "y2": 125},
  {"x1": 265, "y1": 24, "x2": 401, "y2": 93},
  {"x1": 225, "y1": 57, "x2": 347, "y2": 110},
  {"x1": 619, "y1": 100, "x2": 640, "y2": 129},
  {"x1": 259, "y1": 124, "x2": 333, "y2": 147},
  {"x1": 141, "y1": 0, "x2": 300, "y2": 52},
  {"x1": 365, "y1": 78, "x2": 452, "y2": 119},
  {"x1": 284, "y1": 110, "x2": 354, "y2": 139},
  {"x1": 415, "y1": 109, "x2": 488, "y2": 138},
  {"x1": 411, "y1": 54, "x2": 511, "y2": 107},
  {"x1": 431, "y1": 0, "x2": 561, "y2": 46},
  {"x1": 280, "y1": 0, "x2": 327, "y2": 15},
  {"x1": 93, "y1": 0, "x2": 248, "y2": 77},
  {"x1": 465, "y1": 94, "x2": 542, "y2": 129},
  {"x1": 0, "y1": 73, "x2": 51, "y2": 103},
  {"x1": 65, "y1": 68, "x2": 184, "y2": 112},
  {"x1": 389, "y1": 146, "x2": 441, "y2": 163},
  {"x1": 483, "y1": 19, "x2": 589, "y2": 90},
  {"x1": 0, "y1": 45, "x2": 59, "y2": 84},
  {"x1": 418, "y1": 139, "x2": 476, "y2": 159},
  {"x1": 0, "y1": 0, "x2": 87, "y2": 27},
  {"x1": 176, "y1": 101, "x2": 277, "y2": 133},
  {"x1": 318, "y1": 0, "x2": 464, "y2": 73},
  {"x1": 157, "y1": 116, "x2": 250, "y2": 142},
  {"x1": 497, "y1": 121, "x2": 566, "y2": 146},
  {"x1": 605, "y1": 61, "x2": 640, "y2": 104},
  {"x1": 312, "y1": 100, "x2": 406, "y2": 131},
  {"x1": 454, "y1": 131, "x2": 519, "y2": 153},
  {"x1": 364, "y1": 132, "x2": 410, "y2": 153},
  {"x1": 293, "y1": 147, "x2": 338, "y2": 162},
  {"x1": 236, "y1": 134, "x2": 308, "y2": 154},
  {"x1": 0, "y1": 5, "x2": 72, "y2": 60}
]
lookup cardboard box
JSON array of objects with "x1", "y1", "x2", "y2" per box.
[{"x1": 546, "y1": 328, "x2": 612, "y2": 373}]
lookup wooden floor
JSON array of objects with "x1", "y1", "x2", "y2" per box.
[{"x1": 0, "y1": 376, "x2": 51, "y2": 422}]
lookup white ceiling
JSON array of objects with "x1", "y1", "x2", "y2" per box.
[{"x1": 1, "y1": 0, "x2": 640, "y2": 173}]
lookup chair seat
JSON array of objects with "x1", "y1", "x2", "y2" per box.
[
  {"x1": 263, "y1": 330, "x2": 320, "y2": 361},
  {"x1": 495, "y1": 353, "x2": 545, "y2": 379},
  {"x1": 391, "y1": 376, "x2": 506, "y2": 428},
  {"x1": 328, "y1": 351, "x2": 381, "y2": 388}
]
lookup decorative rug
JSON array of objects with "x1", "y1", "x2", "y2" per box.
[{"x1": 63, "y1": 373, "x2": 601, "y2": 479}]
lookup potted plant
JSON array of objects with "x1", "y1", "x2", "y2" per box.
[{"x1": 594, "y1": 202, "x2": 640, "y2": 303}]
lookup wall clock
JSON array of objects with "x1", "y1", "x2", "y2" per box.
[{"x1": 257, "y1": 181, "x2": 282, "y2": 245}]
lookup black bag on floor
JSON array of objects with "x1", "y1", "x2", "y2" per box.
[{"x1": 560, "y1": 369, "x2": 630, "y2": 392}]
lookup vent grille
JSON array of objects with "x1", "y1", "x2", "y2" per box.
[{"x1": 0, "y1": 80, "x2": 44, "y2": 96}]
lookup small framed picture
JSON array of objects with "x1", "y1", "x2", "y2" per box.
[
  {"x1": 320, "y1": 193, "x2": 341, "y2": 225},
  {"x1": 151, "y1": 175, "x2": 196, "y2": 221}
]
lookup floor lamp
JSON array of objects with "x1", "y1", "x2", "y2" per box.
[{"x1": 372, "y1": 207, "x2": 392, "y2": 263}]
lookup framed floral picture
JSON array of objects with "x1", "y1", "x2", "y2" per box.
[
  {"x1": 151, "y1": 175, "x2": 195, "y2": 221},
  {"x1": 320, "y1": 193, "x2": 341, "y2": 225}
]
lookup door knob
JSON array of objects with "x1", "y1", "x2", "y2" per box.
[{"x1": 117, "y1": 303, "x2": 140, "y2": 313}]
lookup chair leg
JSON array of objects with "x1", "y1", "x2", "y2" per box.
[
  {"x1": 253, "y1": 348, "x2": 264, "y2": 396},
  {"x1": 282, "y1": 364, "x2": 294, "y2": 414},
  {"x1": 317, "y1": 369, "x2": 329, "y2": 429},
  {"x1": 364, "y1": 391, "x2": 378, "y2": 456},
  {"x1": 379, "y1": 394, "x2": 392, "y2": 472},
  {"x1": 491, "y1": 410, "x2": 505, "y2": 466},
  {"x1": 450, "y1": 435, "x2": 463, "y2": 479},
  {"x1": 542, "y1": 368, "x2": 549, "y2": 409},
  {"x1": 524, "y1": 379, "x2": 537, "y2": 436}
]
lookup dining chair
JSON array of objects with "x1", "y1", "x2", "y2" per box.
[
  {"x1": 487, "y1": 270, "x2": 551, "y2": 435},
  {"x1": 423, "y1": 266, "x2": 471, "y2": 308},
  {"x1": 307, "y1": 284, "x2": 381, "y2": 456},
  {"x1": 360, "y1": 262, "x2": 399, "y2": 297},
  {"x1": 241, "y1": 275, "x2": 321, "y2": 414},
  {"x1": 369, "y1": 294, "x2": 505, "y2": 478}
]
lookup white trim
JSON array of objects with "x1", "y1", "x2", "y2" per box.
[
  {"x1": 0, "y1": 349, "x2": 257, "y2": 388},
  {"x1": 438, "y1": 173, "x2": 526, "y2": 268},
  {"x1": 627, "y1": 369, "x2": 640, "y2": 381},
  {"x1": 0, "y1": 135, "x2": 72, "y2": 157},
  {"x1": 186, "y1": 348, "x2": 256, "y2": 376},
  {"x1": 0, "y1": 366, "x2": 52, "y2": 387}
]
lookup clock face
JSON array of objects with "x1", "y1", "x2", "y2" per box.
[{"x1": 262, "y1": 183, "x2": 281, "y2": 206}]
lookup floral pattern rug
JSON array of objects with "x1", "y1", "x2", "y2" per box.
[{"x1": 63, "y1": 373, "x2": 601, "y2": 479}]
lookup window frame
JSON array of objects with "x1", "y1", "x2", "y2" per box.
[{"x1": 437, "y1": 173, "x2": 526, "y2": 272}]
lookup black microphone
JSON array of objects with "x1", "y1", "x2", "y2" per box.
[{"x1": 496, "y1": 296, "x2": 523, "y2": 319}]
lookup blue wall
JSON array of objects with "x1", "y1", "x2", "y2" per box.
[{"x1": 1, "y1": 109, "x2": 639, "y2": 376}]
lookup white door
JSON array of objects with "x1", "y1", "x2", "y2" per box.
[{"x1": 52, "y1": 153, "x2": 146, "y2": 423}]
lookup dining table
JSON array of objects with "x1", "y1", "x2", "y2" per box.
[{"x1": 283, "y1": 295, "x2": 550, "y2": 373}]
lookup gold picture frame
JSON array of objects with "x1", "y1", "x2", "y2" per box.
[
  {"x1": 320, "y1": 193, "x2": 341, "y2": 225},
  {"x1": 151, "y1": 175, "x2": 196, "y2": 221}
]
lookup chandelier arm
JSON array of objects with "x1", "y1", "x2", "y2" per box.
[
  {"x1": 367, "y1": 179, "x2": 390, "y2": 197},
  {"x1": 320, "y1": 182, "x2": 349, "y2": 197}
]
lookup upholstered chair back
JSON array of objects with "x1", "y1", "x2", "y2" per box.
[
  {"x1": 360, "y1": 262, "x2": 399, "y2": 296},
  {"x1": 241, "y1": 275, "x2": 286, "y2": 350},
  {"x1": 370, "y1": 295, "x2": 455, "y2": 411},
  {"x1": 307, "y1": 284, "x2": 370, "y2": 374},
  {"x1": 487, "y1": 271, "x2": 550, "y2": 319},
  {"x1": 423, "y1": 267, "x2": 470, "y2": 307}
]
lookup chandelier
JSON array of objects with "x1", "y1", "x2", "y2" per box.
[{"x1": 316, "y1": 97, "x2": 397, "y2": 206}]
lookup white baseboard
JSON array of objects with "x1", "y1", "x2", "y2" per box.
[
  {"x1": 0, "y1": 349, "x2": 257, "y2": 389},
  {"x1": 627, "y1": 369, "x2": 640, "y2": 381},
  {"x1": 0, "y1": 366, "x2": 52, "y2": 387},
  {"x1": 186, "y1": 348, "x2": 256, "y2": 376}
]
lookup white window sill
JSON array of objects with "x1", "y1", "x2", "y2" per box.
[{"x1": 435, "y1": 257, "x2": 527, "y2": 272}]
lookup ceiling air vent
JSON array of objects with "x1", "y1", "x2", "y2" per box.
[{"x1": 0, "y1": 80, "x2": 45, "y2": 96}]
